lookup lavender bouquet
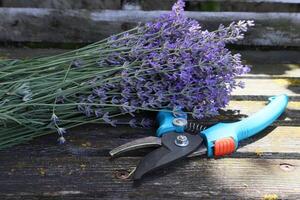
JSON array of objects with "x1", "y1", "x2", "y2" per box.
[{"x1": 0, "y1": 0, "x2": 254, "y2": 149}]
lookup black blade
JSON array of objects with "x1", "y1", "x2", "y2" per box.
[{"x1": 133, "y1": 132, "x2": 203, "y2": 180}]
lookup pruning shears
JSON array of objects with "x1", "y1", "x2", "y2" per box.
[{"x1": 110, "y1": 94, "x2": 289, "y2": 180}]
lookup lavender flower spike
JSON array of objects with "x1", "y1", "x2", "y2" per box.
[
  {"x1": 58, "y1": 136, "x2": 66, "y2": 144},
  {"x1": 51, "y1": 113, "x2": 59, "y2": 125},
  {"x1": 129, "y1": 118, "x2": 138, "y2": 128},
  {"x1": 172, "y1": 0, "x2": 185, "y2": 15},
  {"x1": 57, "y1": 127, "x2": 66, "y2": 136},
  {"x1": 0, "y1": 0, "x2": 255, "y2": 149},
  {"x1": 78, "y1": 0, "x2": 254, "y2": 122}
]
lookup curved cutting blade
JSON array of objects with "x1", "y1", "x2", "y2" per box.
[
  {"x1": 109, "y1": 136, "x2": 161, "y2": 157},
  {"x1": 133, "y1": 132, "x2": 203, "y2": 180}
]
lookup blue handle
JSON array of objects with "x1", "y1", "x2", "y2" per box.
[
  {"x1": 156, "y1": 109, "x2": 187, "y2": 137},
  {"x1": 201, "y1": 94, "x2": 289, "y2": 157}
]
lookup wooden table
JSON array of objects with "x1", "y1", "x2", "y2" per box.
[
  {"x1": 0, "y1": 48, "x2": 299, "y2": 199},
  {"x1": 0, "y1": 0, "x2": 300, "y2": 198}
]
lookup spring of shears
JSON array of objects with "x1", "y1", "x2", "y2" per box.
[{"x1": 185, "y1": 121, "x2": 206, "y2": 134}]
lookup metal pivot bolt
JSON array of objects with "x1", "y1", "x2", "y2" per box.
[
  {"x1": 175, "y1": 135, "x2": 189, "y2": 147},
  {"x1": 172, "y1": 118, "x2": 187, "y2": 127}
]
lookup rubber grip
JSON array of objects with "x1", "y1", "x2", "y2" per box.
[
  {"x1": 201, "y1": 94, "x2": 289, "y2": 157},
  {"x1": 235, "y1": 94, "x2": 289, "y2": 141}
]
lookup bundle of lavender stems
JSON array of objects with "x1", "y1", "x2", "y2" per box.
[{"x1": 0, "y1": 0, "x2": 254, "y2": 149}]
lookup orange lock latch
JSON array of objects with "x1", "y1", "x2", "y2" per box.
[{"x1": 214, "y1": 137, "x2": 236, "y2": 157}]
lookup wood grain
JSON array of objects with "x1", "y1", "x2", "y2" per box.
[
  {"x1": 225, "y1": 100, "x2": 300, "y2": 125},
  {"x1": 243, "y1": 64, "x2": 300, "y2": 78},
  {"x1": 188, "y1": 0, "x2": 300, "y2": 2},
  {"x1": 0, "y1": 155, "x2": 299, "y2": 199},
  {"x1": 0, "y1": 8, "x2": 299, "y2": 46},
  {"x1": 233, "y1": 78, "x2": 300, "y2": 97},
  {"x1": 0, "y1": 100, "x2": 298, "y2": 199},
  {"x1": 0, "y1": 25, "x2": 299, "y2": 199},
  {"x1": 237, "y1": 126, "x2": 300, "y2": 156},
  {"x1": 143, "y1": 0, "x2": 300, "y2": 12},
  {"x1": 2, "y1": 0, "x2": 299, "y2": 12},
  {"x1": 0, "y1": 119, "x2": 299, "y2": 199},
  {"x1": 1, "y1": 0, "x2": 122, "y2": 10}
]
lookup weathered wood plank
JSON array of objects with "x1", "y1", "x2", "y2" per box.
[
  {"x1": 233, "y1": 78, "x2": 300, "y2": 97},
  {"x1": 204, "y1": 99, "x2": 300, "y2": 125},
  {"x1": 142, "y1": 0, "x2": 300, "y2": 12},
  {"x1": 5, "y1": 0, "x2": 298, "y2": 13},
  {"x1": 237, "y1": 126, "x2": 300, "y2": 155},
  {"x1": 1, "y1": 0, "x2": 122, "y2": 10},
  {"x1": 3, "y1": 0, "x2": 299, "y2": 8},
  {"x1": 1, "y1": 48, "x2": 300, "y2": 65},
  {"x1": 189, "y1": 0, "x2": 300, "y2": 2},
  {"x1": 0, "y1": 47, "x2": 67, "y2": 59},
  {"x1": 225, "y1": 100, "x2": 300, "y2": 125},
  {"x1": 0, "y1": 155, "x2": 299, "y2": 199},
  {"x1": 0, "y1": 8, "x2": 299, "y2": 46},
  {"x1": 240, "y1": 50, "x2": 300, "y2": 64},
  {"x1": 0, "y1": 101, "x2": 298, "y2": 198},
  {"x1": 243, "y1": 64, "x2": 300, "y2": 78},
  {"x1": 188, "y1": 0, "x2": 300, "y2": 2},
  {"x1": 186, "y1": 0, "x2": 300, "y2": 13},
  {"x1": 0, "y1": 123, "x2": 300, "y2": 199}
]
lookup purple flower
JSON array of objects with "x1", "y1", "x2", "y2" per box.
[
  {"x1": 77, "y1": 0, "x2": 253, "y2": 121},
  {"x1": 95, "y1": 109, "x2": 104, "y2": 118},
  {"x1": 57, "y1": 127, "x2": 66, "y2": 136},
  {"x1": 172, "y1": 0, "x2": 185, "y2": 16},
  {"x1": 84, "y1": 106, "x2": 93, "y2": 117},
  {"x1": 140, "y1": 118, "x2": 153, "y2": 128},
  {"x1": 71, "y1": 59, "x2": 84, "y2": 69},
  {"x1": 58, "y1": 136, "x2": 66, "y2": 144},
  {"x1": 129, "y1": 118, "x2": 138, "y2": 128},
  {"x1": 77, "y1": 104, "x2": 85, "y2": 113},
  {"x1": 93, "y1": 88, "x2": 107, "y2": 98},
  {"x1": 102, "y1": 112, "x2": 117, "y2": 127},
  {"x1": 111, "y1": 97, "x2": 119, "y2": 104},
  {"x1": 51, "y1": 113, "x2": 59, "y2": 125},
  {"x1": 121, "y1": 102, "x2": 136, "y2": 116},
  {"x1": 87, "y1": 94, "x2": 95, "y2": 103}
]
